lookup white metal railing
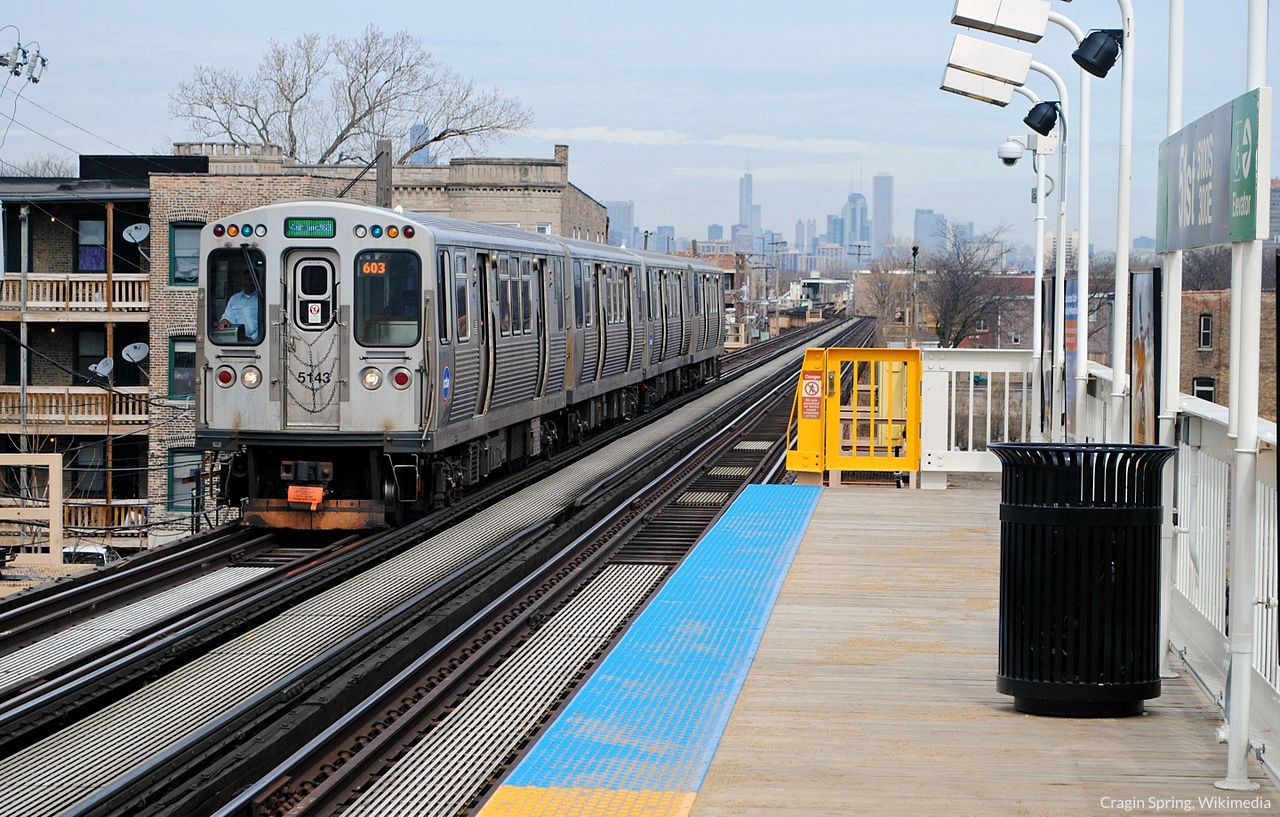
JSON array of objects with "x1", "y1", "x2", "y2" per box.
[
  {"x1": 920, "y1": 348, "x2": 1033, "y2": 482},
  {"x1": 921, "y1": 346, "x2": 1279, "y2": 775},
  {"x1": 1168, "y1": 395, "x2": 1279, "y2": 777}
]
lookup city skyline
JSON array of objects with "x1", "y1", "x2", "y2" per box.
[{"x1": 1, "y1": 3, "x2": 1276, "y2": 252}]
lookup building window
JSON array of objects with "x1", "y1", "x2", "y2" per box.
[
  {"x1": 975, "y1": 318, "x2": 988, "y2": 331},
  {"x1": 535, "y1": 223, "x2": 551, "y2": 235},
  {"x1": 170, "y1": 222, "x2": 203, "y2": 285},
  {"x1": 1198, "y1": 314, "x2": 1212, "y2": 350},
  {"x1": 168, "y1": 449, "x2": 202, "y2": 513},
  {"x1": 71, "y1": 440, "x2": 106, "y2": 498},
  {"x1": 76, "y1": 219, "x2": 107, "y2": 272},
  {"x1": 1192, "y1": 376, "x2": 1216, "y2": 402},
  {"x1": 75, "y1": 329, "x2": 106, "y2": 383},
  {"x1": 169, "y1": 336, "x2": 196, "y2": 399},
  {"x1": 1010, "y1": 331, "x2": 1021, "y2": 345}
]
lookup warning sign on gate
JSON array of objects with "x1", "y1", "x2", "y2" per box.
[
  {"x1": 800, "y1": 370, "x2": 822, "y2": 419},
  {"x1": 307, "y1": 302, "x2": 322, "y2": 324}
]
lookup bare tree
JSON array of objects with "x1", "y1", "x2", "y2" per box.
[
  {"x1": 12, "y1": 152, "x2": 76, "y2": 176},
  {"x1": 1182, "y1": 246, "x2": 1232, "y2": 291},
  {"x1": 170, "y1": 26, "x2": 531, "y2": 164},
  {"x1": 923, "y1": 221, "x2": 1010, "y2": 348},
  {"x1": 862, "y1": 264, "x2": 907, "y2": 325}
]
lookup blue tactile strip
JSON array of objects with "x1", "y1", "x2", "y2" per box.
[{"x1": 501, "y1": 483, "x2": 822, "y2": 795}]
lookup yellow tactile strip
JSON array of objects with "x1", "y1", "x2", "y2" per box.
[{"x1": 480, "y1": 786, "x2": 696, "y2": 817}]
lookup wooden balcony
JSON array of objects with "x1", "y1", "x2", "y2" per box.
[
  {"x1": 0, "y1": 385, "x2": 150, "y2": 433},
  {"x1": 0, "y1": 273, "x2": 150, "y2": 321},
  {"x1": 0, "y1": 498, "x2": 149, "y2": 540}
]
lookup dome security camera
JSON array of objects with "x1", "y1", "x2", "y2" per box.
[{"x1": 997, "y1": 139, "x2": 1025, "y2": 167}]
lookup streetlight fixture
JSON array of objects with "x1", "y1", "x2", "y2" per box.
[
  {"x1": 1022, "y1": 100, "x2": 1059, "y2": 135},
  {"x1": 1072, "y1": 29, "x2": 1123, "y2": 78}
]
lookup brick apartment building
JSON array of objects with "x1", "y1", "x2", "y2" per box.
[{"x1": 0, "y1": 144, "x2": 605, "y2": 556}]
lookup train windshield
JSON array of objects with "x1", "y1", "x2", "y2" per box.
[
  {"x1": 354, "y1": 250, "x2": 421, "y2": 347},
  {"x1": 207, "y1": 248, "x2": 266, "y2": 345}
]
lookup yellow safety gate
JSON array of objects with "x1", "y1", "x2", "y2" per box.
[{"x1": 786, "y1": 347, "x2": 921, "y2": 477}]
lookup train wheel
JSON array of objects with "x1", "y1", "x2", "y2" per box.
[{"x1": 382, "y1": 465, "x2": 404, "y2": 527}]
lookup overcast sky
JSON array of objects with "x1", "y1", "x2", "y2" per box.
[{"x1": 2, "y1": 1, "x2": 1277, "y2": 252}]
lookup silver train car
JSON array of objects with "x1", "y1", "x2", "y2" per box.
[{"x1": 196, "y1": 201, "x2": 725, "y2": 529}]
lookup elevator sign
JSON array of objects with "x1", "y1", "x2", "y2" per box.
[{"x1": 1157, "y1": 87, "x2": 1271, "y2": 251}]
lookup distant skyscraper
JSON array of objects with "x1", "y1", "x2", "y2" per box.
[
  {"x1": 654, "y1": 225, "x2": 676, "y2": 253},
  {"x1": 954, "y1": 222, "x2": 975, "y2": 243},
  {"x1": 826, "y1": 215, "x2": 844, "y2": 246},
  {"x1": 708, "y1": 223, "x2": 724, "y2": 242},
  {"x1": 914, "y1": 209, "x2": 947, "y2": 256},
  {"x1": 841, "y1": 192, "x2": 870, "y2": 262},
  {"x1": 750, "y1": 204, "x2": 762, "y2": 235},
  {"x1": 739, "y1": 173, "x2": 753, "y2": 231},
  {"x1": 604, "y1": 201, "x2": 635, "y2": 247},
  {"x1": 795, "y1": 220, "x2": 805, "y2": 251},
  {"x1": 731, "y1": 224, "x2": 753, "y2": 253},
  {"x1": 805, "y1": 219, "x2": 817, "y2": 253},
  {"x1": 872, "y1": 173, "x2": 894, "y2": 258},
  {"x1": 407, "y1": 124, "x2": 432, "y2": 165}
]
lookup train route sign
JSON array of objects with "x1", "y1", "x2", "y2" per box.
[
  {"x1": 800, "y1": 370, "x2": 822, "y2": 419},
  {"x1": 1157, "y1": 87, "x2": 1271, "y2": 251}
]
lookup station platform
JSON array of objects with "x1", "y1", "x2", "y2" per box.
[{"x1": 478, "y1": 481, "x2": 1278, "y2": 817}]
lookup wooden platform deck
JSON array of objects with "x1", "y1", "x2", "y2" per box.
[{"x1": 692, "y1": 485, "x2": 1277, "y2": 817}]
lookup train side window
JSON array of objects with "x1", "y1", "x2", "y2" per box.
[
  {"x1": 520, "y1": 259, "x2": 532, "y2": 334},
  {"x1": 207, "y1": 248, "x2": 266, "y2": 346},
  {"x1": 572, "y1": 260, "x2": 584, "y2": 329},
  {"x1": 584, "y1": 264, "x2": 594, "y2": 327},
  {"x1": 498, "y1": 256, "x2": 511, "y2": 337},
  {"x1": 354, "y1": 250, "x2": 421, "y2": 347},
  {"x1": 453, "y1": 253, "x2": 470, "y2": 341},
  {"x1": 553, "y1": 258, "x2": 565, "y2": 331},
  {"x1": 437, "y1": 250, "x2": 451, "y2": 344}
]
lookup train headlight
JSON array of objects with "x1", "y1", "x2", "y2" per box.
[
  {"x1": 215, "y1": 366, "x2": 235, "y2": 388},
  {"x1": 241, "y1": 366, "x2": 262, "y2": 389},
  {"x1": 390, "y1": 367, "x2": 411, "y2": 389},
  {"x1": 254, "y1": 224, "x2": 267, "y2": 237},
  {"x1": 360, "y1": 367, "x2": 383, "y2": 390},
  {"x1": 354, "y1": 225, "x2": 368, "y2": 238}
]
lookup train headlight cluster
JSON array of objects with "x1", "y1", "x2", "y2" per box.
[
  {"x1": 353, "y1": 224, "x2": 414, "y2": 240},
  {"x1": 361, "y1": 367, "x2": 383, "y2": 390},
  {"x1": 241, "y1": 366, "x2": 263, "y2": 389},
  {"x1": 390, "y1": 367, "x2": 411, "y2": 389},
  {"x1": 213, "y1": 223, "x2": 267, "y2": 239},
  {"x1": 216, "y1": 366, "x2": 235, "y2": 387}
]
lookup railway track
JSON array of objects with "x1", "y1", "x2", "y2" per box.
[
  {"x1": 229, "y1": 317, "x2": 876, "y2": 817},
  {"x1": 0, "y1": 316, "x2": 863, "y2": 817}
]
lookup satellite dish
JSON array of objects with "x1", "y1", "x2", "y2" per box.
[
  {"x1": 89, "y1": 357, "x2": 114, "y2": 377},
  {"x1": 122, "y1": 223, "x2": 150, "y2": 244},
  {"x1": 122, "y1": 342, "x2": 150, "y2": 363}
]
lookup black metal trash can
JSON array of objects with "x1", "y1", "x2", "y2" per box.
[{"x1": 988, "y1": 443, "x2": 1176, "y2": 717}]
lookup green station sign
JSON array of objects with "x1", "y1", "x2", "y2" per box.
[{"x1": 1157, "y1": 87, "x2": 1271, "y2": 252}]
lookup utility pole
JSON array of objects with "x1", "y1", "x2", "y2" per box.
[
  {"x1": 375, "y1": 139, "x2": 393, "y2": 208},
  {"x1": 910, "y1": 245, "x2": 920, "y2": 347}
]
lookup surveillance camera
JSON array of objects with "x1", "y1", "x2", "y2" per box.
[{"x1": 997, "y1": 139, "x2": 1025, "y2": 166}]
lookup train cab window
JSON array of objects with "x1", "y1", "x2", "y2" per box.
[
  {"x1": 437, "y1": 250, "x2": 451, "y2": 344},
  {"x1": 207, "y1": 248, "x2": 266, "y2": 345},
  {"x1": 354, "y1": 250, "x2": 421, "y2": 347},
  {"x1": 453, "y1": 254, "x2": 470, "y2": 341},
  {"x1": 498, "y1": 257, "x2": 512, "y2": 336},
  {"x1": 520, "y1": 259, "x2": 532, "y2": 334}
]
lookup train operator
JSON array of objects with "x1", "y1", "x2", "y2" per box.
[{"x1": 215, "y1": 270, "x2": 261, "y2": 342}]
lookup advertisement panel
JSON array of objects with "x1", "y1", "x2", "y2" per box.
[
  {"x1": 1064, "y1": 278, "x2": 1078, "y2": 440},
  {"x1": 1129, "y1": 268, "x2": 1162, "y2": 444}
]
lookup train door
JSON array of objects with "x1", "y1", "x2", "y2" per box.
[
  {"x1": 476, "y1": 251, "x2": 494, "y2": 415},
  {"x1": 282, "y1": 249, "x2": 341, "y2": 430},
  {"x1": 536, "y1": 257, "x2": 550, "y2": 398},
  {"x1": 624, "y1": 266, "x2": 635, "y2": 371},
  {"x1": 701, "y1": 275, "x2": 713, "y2": 350},
  {"x1": 678, "y1": 270, "x2": 690, "y2": 355},
  {"x1": 593, "y1": 261, "x2": 606, "y2": 381}
]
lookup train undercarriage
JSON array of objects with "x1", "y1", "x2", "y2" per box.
[{"x1": 213, "y1": 358, "x2": 719, "y2": 530}]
